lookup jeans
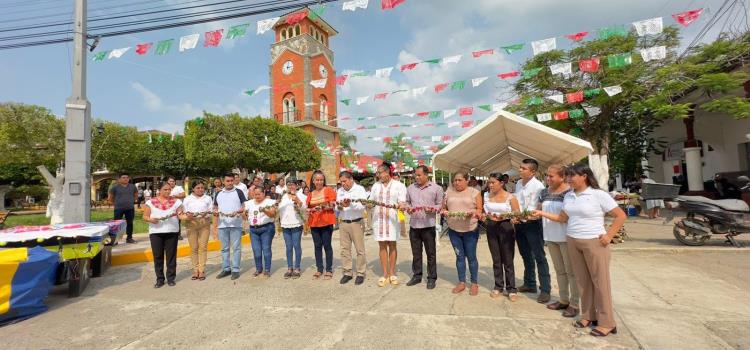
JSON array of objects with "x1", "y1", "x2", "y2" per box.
[
  {"x1": 448, "y1": 228, "x2": 479, "y2": 284},
  {"x1": 515, "y1": 220, "x2": 551, "y2": 293},
  {"x1": 218, "y1": 227, "x2": 243, "y2": 273},
  {"x1": 114, "y1": 208, "x2": 135, "y2": 239},
  {"x1": 409, "y1": 226, "x2": 437, "y2": 281},
  {"x1": 311, "y1": 225, "x2": 334, "y2": 273},
  {"x1": 149, "y1": 232, "x2": 178, "y2": 283},
  {"x1": 250, "y1": 223, "x2": 275, "y2": 272},
  {"x1": 486, "y1": 220, "x2": 517, "y2": 293},
  {"x1": 283, "y1": 226, "x2": 303, "y2": 269}
]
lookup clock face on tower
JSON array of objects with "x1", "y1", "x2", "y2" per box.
[
  {"x1": 318, "y1": 64, "x2": 328, "y2": 78},
  {"x1": 282, "y1": 60, "x2": 294, "y2": 75}
]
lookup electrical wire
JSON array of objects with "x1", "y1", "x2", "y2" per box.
[{"x1": 0, "y1": 0, "x2": 315, "y2": 41}]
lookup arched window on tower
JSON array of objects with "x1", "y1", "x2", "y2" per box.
[
  {"x1": 282, "y1": 94, "x2": 296, "y2": 123},
  {"x1": 281, "y1": 28, "x2": 288, "y2": 40},
  {"x1": 319, "y1": 95, "x2": 329, "y2": 125},
  {"x1": 294, "y1": 24, "x2": 301, "y2": 37}
]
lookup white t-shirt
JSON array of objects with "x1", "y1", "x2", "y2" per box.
[
  {"x1": 215, "y1": 187, "x2": 246, "y2": 228},
  {"x1": 235, "y1": 182, "x2": 248, "y2": 199},
  {"x1": 278, "y1": 192, "x2": 307, "y2": 228},
  {"x1": 515, "y1": 177, "x2": 545, "y2": 211},
  {"x1": 182, "y1": 194, "x2": 213, "y2": 214},
  {"x1": 170, "y1": 185, "x2": 185, "y2": 198},
  {"x1": 143, "y1": 189, "x2": 152, "y2": 199},
  {"x1": 146, "y1": 198, "x2": 182, "y2": 234},
  {"x1": 562, "y1": 187, "x2": 618, "y2": 239},
  {"x1": 245, "y1": 198, "x2": 276, "y2": 226}
]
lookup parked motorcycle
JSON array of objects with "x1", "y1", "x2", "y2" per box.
[{"x1": 643, "y1": 183, "x2": 750, "y2": 247}]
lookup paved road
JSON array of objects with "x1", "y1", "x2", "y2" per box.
[{"x1": 2, "y1": 219, "x2": 749, "y2": 349}]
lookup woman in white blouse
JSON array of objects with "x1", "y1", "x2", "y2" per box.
[
  {"x1": 367, "y1": 162, "x2": 407, "y2": 287},
  {"x1": 245, "y1": 187, "x2": 277, "y2": 278},
  {"x1": 277, "y1": 180, "x2": 307, "y2": 279},
  {"x1": 534, "y1": 164, "x2": 626, "y2": 337},
  {"x1": 143, "y1": 182, "x2": 183, "y2": 288},
  {"x1": 180, "y1": 180, "x2": 213, "y2": 281},
  {"x1": 483, "y1": 173, "x2": 520, "y2": 301}
]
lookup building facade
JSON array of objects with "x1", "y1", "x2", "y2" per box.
[{"x1": 269, "y1": 8, "x2": 341, "y2": 184}]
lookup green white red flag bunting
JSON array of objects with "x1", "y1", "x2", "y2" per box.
[
  {"x1": 91, "y1": 7, "x2": 697, "y2": 65},
  {"x1": 672, "y1": 9, "x2": 703, "y2": 27},
  {"x1": 531, "y1": 37, "x2": 556, "y2": 55},
  {"x1": 343, "y1": 0, "x2": 369, "y2": 11}
]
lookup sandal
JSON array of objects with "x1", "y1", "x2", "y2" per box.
[
  {"x1": 508, "y1": 293, "x2": 519, "y2": 302},
  {"x1": 590, "y1": 327, "x2": 617, "y2": 337},
  {"x1": 378, "y1": 277, "x2": 388, "y2": 287},
  {"x1": 292, "y1": 270, "x2": 301, "y2": 279},
  {"x1": 198, "y1": 272, "x2": 206, "y2": 281},
  {"x1": 389, "y1": 276, "x2": 399, "y2": 285},
  {"x1": 574, "y1": 320, "x2": 598, "y2": 328},
  {"x1": 469, "y1": 283, "x2": 479, "y2": 296},
  {"x1": 323, "y1": 272, "x2": 333, "y2": 280},
  {"x1": 490, "y1": 290, "x2": 502, "y2": 299},
  {"x1": 452, "y1": 283, "x2": 466, "y2": 294},
  {"x1": 313, "y1": 271, "x2": 322, "y2": 280},
  {"x1": 252, "y1": 270, "x2": 262, "y2": 278},
  {"x1": 284, "y1": 270, "x2": 293, "y2": 279}
]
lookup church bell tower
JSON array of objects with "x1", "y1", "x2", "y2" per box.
[{"x1": 270, "y1": 7, "x2": 341, "y2": 184}]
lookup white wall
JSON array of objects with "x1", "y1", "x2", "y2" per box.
[{"x1": 647, "y1": 113, "x2": 750, "y2": 184}]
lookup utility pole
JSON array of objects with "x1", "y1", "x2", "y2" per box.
[{"x1": 63, "y1": 0, "x2": 91, "y2": 223}]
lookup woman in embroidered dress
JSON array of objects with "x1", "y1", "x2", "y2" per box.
[
  {"x1": 367, "y1": 162, "x2": 407, "y2": 287},
  {"x1": 143, "y1": 182, "x2": 183, "y2": 288}
]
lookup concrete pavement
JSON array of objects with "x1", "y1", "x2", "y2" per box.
[{"x1": 2, "y1": 218, "x2": 749, "y2": 349}]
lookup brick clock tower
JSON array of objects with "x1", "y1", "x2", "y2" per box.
[{"x1": 270, "y1": 8, "x2": 341, "y2": 184}]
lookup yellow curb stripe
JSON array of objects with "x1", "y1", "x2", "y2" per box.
[{"x1": 111, "y1": 235, "x2": 251, "y2": 266}]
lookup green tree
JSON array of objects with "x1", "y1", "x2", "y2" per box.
[
  {"x1": 510, "y1": 27, "x2": 679, "y2": 185},
  {"x1": 0, "y1": 103, "x2": 65, "y2": 184},
  {"x1": 91, "y1": 120, "x2": 149, "y2": 174},
  {"x1": 634, "y1": 33, "x2": 750, "y2": 120},
  {"x1": 184, "y1": 113, "x2": 321, "y2": 174},
  {"x1": 381, "y1": 133, "x2": 415, "y2": 166}
]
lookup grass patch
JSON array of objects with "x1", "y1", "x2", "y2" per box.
[{"x1": 4, "y1": 209, "x2": 150, "y2": 234}]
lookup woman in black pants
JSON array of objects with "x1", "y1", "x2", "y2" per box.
[
  {"x1": 483, "y1": 173, "x2": 521, "y2": 301},
  {"x1": 143, "y1": 182, "x2": 183, "y2": 288}
]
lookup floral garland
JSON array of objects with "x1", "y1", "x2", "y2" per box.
[
  {"x1": 485, "y1": 210, "x2": 536, "y2": 221},
  {"x1": 150, "y1": 212, "x2": 177, "y2": 222},
  {"x1": 184, "y1": 211, "x2": 213, "y2": 219}
]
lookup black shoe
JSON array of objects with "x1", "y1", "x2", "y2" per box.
[
  {"x1": 406, "y1": 276, "x2": 422, "y2": 286},
  {"x1": 518, "y1": 285, "x2": 538, "y2": 293},
  {"x1": 231, "y1": 272, "x2": 240, "y2": 280},
  {"x1": 167, "y1": 281, "x2": 176, "y2": 287},
  {"x1": 355, "y1": 276, "x2": 365, "y2": 285},
  {"x1": 537, "y1": 292, "x2": 551, "y2": 303},
  {"x1": 126, "y1": 238, "x2": 136, "y2": 244},
  {"x1": 154, "y1": 281, "x2": 165, "y2": 288},
  {"x1": 426, "y1": 280, "x2": 436, "y2": 290},
  {"x1": 216, "y1": 270, "x2": 231, "y2": 279},
  {"x1": 340, "y1": 275, "x2": 353, "y2": 284}
]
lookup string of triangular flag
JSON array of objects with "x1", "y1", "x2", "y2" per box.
[
  {"x1": 329, "y1": 9, "x2": 701, "y2": 85},
  {"x1": 330, "y1": 39, "x2": 652, "y2": 106},
  {"x1": 92, "y1": 1, "x2": 408, "y2": 62}
]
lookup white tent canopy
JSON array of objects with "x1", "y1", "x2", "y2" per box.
[{"x1": 431, "y1": 110, "x2": 593, "y2": 175}]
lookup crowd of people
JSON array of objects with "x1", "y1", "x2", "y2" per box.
[{"x1": 109, "y1": 158, "x2": 626, "y2": 338}]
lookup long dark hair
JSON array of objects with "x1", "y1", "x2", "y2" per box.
[
  {"x1": 565, "y1": 163, "x2": 600, "y2": 189},
  {"x1": 311, "y1": 170, "x2": 327, "y2": 190}
]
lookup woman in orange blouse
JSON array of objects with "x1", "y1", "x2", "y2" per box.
[{"x1": 306, "y1": 170, "x2": 337, "y2": 280}]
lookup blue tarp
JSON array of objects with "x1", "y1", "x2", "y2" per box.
[{"x1": 0, "y1": 246, "x2": 59, "y2": 326}]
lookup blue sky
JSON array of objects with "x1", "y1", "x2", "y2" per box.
[{"x1": 0, "y1": 0, "x2": 730, "y2": 156}]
